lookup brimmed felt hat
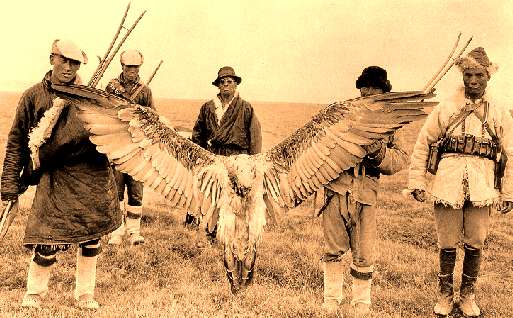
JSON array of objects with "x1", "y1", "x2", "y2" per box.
[
  {"x1": 120, "y1": 50, "x2": 144, "y2": 66},
  {"x1": 51, "y1": 39, "x2": 88, "y2": 64},
  {"x1": 455, "y1": 47, "x2": 498, "y2": 76},
  {"x1": 212, "y1": 66, "x2": 242, "y2": 86},
  {"x1": 355, "y1": 66, "x2": 392, "y2": 93}
]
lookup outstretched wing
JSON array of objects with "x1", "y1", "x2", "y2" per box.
[
  {"x1": 52, "y1": 84, "x2": 228, "y2": 221},
  {"x1": 263, "y1": 91, "x2": 437, "y2": 208}
]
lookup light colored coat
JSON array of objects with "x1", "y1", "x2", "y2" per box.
[{"x1": 408, "y1": 87, "x2": 513, "y2": 208}]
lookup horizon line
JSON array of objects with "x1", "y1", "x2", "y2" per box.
[{"x1": 0, "y1": 90, "x2": 326, "y2": 106}]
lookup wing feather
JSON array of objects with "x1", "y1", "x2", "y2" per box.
[
  {"x1": 86, "y1": 122, "x2": 127, "y2": 135},
  {"x1": 264, "y1": 90, "x2": 436, "y2": 207},
  {"x1": 302, "y1": 150, "x2": 317, "y2": 176},
  {"x1": 331, "y1": 130, "x2": 373, "y2": 145},
  {"x1": 150, "y1": 175, "x2": 163, "y2": 190},
  {"x1": 56, "y1": 84, "x2": 223, "y2": 216},
  {"x1": 112, "y1": 148, "x2": 142, "y2": 165}
]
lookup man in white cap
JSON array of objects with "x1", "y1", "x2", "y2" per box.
[
  {"x1": 106, "y1": 49, "x2": 154, "y2": 246},
  {"x1": 1, "y1": 39, "x2": 122, "y2": 310},
  {"x1": 408, "y1": 47, "x2": 513, "y2": 317}
]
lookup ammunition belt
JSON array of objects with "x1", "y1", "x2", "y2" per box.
[{"x1": 440, "y1": 135, "x2": 498, "y2": 160}]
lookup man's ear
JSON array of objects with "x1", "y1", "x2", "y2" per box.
[{"x1": 49, "y1": 54, "x2": 55, "y2": 65}]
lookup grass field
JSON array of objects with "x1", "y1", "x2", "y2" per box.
[{"x1": 0, "y1": 91, "x2": 512, "y2": 318}]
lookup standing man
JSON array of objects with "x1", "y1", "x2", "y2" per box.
[
  {"x1": 106, "y1": 49, "x2": 155, "y2": 246},
  {"x1": 1, "y1": 39, "x2": 121, "y2": 309},
  {"x1": 321, "y1": 66, "x2": 408, "y2": 317},
  {"x1": 188, "y1": 66, "x2": 262, "y2": 236},
  {"x1": 408, "y1": 47, "x2": 513, "y2": 317}
]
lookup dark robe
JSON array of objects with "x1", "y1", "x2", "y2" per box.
[
  {"x1": 191, "y1": 95, "x2": 262, "y2": 155},
  {"x1": 1, "y1": 71, "x2": 121, "y2": 245}
]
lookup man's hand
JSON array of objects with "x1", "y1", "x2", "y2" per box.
[
  {"x1": 498, "y1": 200, "x2": 513, "y2": 214},
  {"x1": 1, "y1": 200, "x2": 18, "y2": 240},
  {"x1": 412, "y1": 189, "x2": 426, "y2": 202},
  {"x1": 365, "y1": 140, "x2": 386, "y2": 165},
  {"x1": 367, "y1": 140, "x2": 384, "y2": 156}
]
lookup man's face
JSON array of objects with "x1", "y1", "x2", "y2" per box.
[
  {"x1": 359, "y1": 87, "x2": 383, "y2": 97},
  {"x1": 218, "y1": 77, "x2": 237, "y2": 97},
  {"x1": 50, "y1": 54, "x2": 81, "y2": 84},
  {"x1": 122, "y1": 64, "x2": 140, "y2": 82},
  {"x1": 463, "y1": 67, "x2": 489, "y2": 99}
]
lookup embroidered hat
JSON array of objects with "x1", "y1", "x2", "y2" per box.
[
  {"x1": 120, "y1": 50, "x2": 144, "y2": 66},
  {"x1": 455, "y1": 47, "x2": 498, "y2": 76},
  {"x1": 212, "y1": 66, "x2": 242, "y2": 86},
  {"x1": 355, "y1": 66, "x2": 392, "y2": 92},
  {"x1": 51, "y1": 39, "x2": 88, "y2": 64}
]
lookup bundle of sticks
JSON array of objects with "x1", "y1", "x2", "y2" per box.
[
  {"x1": 422, "y1": 32, "x2": 473, "y2": 94},
  {"x1": 88, "y1": 2, "x2": 147, "y2": 88}
]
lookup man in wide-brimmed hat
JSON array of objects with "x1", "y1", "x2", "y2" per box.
[
  {"x1": 194, "y1": 66, "x2": 259, "y2": 157},
  {"x1": 408, "y1": 47, "x2": 513, "y2": 317},
  {"x1": 1, "y1": 39, "x2": 122, "y2": 310},
  {"x1": 106, "y1": 49, "x2": 155, "y2": 246},
  {"x1": 187, "y1": 66, "x2": 261, "y2": 238},
  {"x1": 320, "y1": 66, "x2": 408, "y2": 317}
]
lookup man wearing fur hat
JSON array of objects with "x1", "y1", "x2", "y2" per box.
[
  {"x1": 0, "y1": 39, "x2": 122, "y2": 309},
  {"x1": 188, "y1": 66, "x2": 262, "y2": 237},
  {"x1": 106, "y1": 49, "x2": 155, "y2": 246},
  {"x1": 321, "y1": 66, "x2": 408, "y2": 317},
  {"x1": 408, "y1": 47, "x2": 513, "y2": 317}
]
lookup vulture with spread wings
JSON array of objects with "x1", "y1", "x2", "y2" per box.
[{"x1": 52, "y1": 83, "x2": 437, "y2": 293}]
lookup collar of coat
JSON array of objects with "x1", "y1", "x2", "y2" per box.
[
  {"x1": 446, "y1": 86, "x2": 496, "y2": 113},
  {"x1": 214, "y1": 91, "x2": 239, "y2": 109},
  {"x1": 118, "y1": 72, "x2": 141, "y2": 86},
  {"x1": 43, "y1": 70, "x2": 82, "y2": 90}
]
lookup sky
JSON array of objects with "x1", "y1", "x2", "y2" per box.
[{"x1": 1, "y1": 0, "x2": 512, "y2": 104}]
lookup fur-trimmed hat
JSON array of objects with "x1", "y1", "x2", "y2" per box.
[
  {"x1": 355, "y1": 66, "x2": 392, "y2": 92},
  {"x1": 212, "y1": 66, "x2": 242, "y2": 86},
  {"x1": 455, "y1": 47, "x2": 498, "y2": 76}
]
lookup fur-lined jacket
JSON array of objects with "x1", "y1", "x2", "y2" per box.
[{"x1": 408, "y1": 87, "x2": 513, "y2": 208}]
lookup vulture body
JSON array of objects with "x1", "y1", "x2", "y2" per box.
[{"x1": 51, "y1": 83, "x2": 437, "y2": 293}]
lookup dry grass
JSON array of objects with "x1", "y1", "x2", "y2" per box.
[{"x1": 0, "y1": 92, "x2": 512, "y2": 317}]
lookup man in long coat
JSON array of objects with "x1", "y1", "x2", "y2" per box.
[
  {"x1": 1, "y1": 39, "x2": 121, "y2": 310},
  {"x1": 187, "y1": 66, "x2": 262, "y2": 237}
]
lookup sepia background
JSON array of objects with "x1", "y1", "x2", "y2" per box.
[
  {"x1": 1, "y1": 1, "x2": 512, "y2": 317},
  {"x1": 1, "y1": 0, "x2": 513, "y2": 103}
]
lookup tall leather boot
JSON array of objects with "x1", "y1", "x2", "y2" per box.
[
  {"x1": 126, "y1": 205, "x2": 144, "y2": 245},
  {"x1": 459, "y1": 244, "x2": 481, "y2": 317},
  {"x1": 434, "y1": 248, "x2": 456, "y2": 316},
  {"x1": 75, "y1": 245, "x2": 100, "y2": 310},
  {"x1": 350, "y1": 266, "x2": 372, "y2": 318},
  {"x1": 322, "y1": 261, "x2": 344, "y2": 316}
]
